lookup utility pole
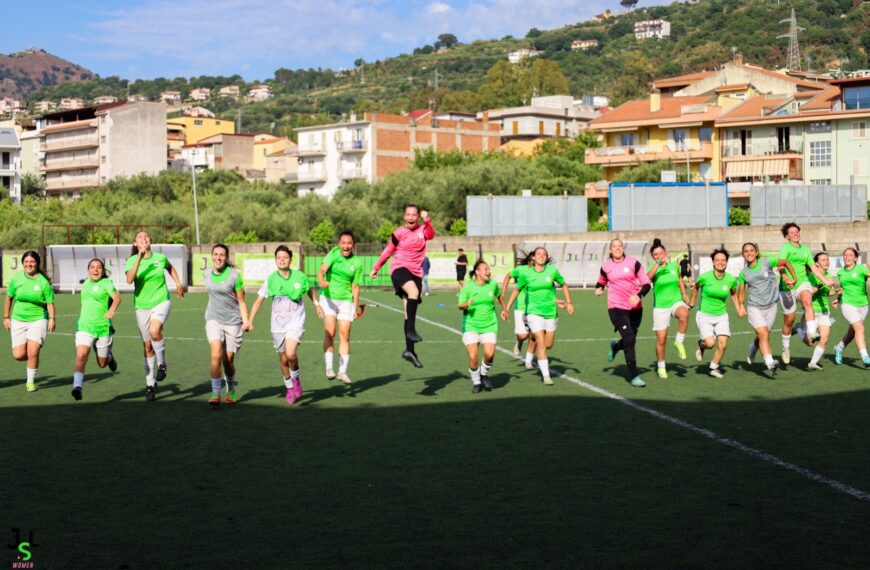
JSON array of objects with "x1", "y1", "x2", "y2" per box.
[{"x1": 777, "y1": 8, "x2": 804, "y2": 71}]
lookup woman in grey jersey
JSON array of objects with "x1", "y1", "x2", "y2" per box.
[
  {"x1": 736, "y1": 243, "x2": 795, "y2": 377},
  {"x1": 204, "y1": 243, "x2": 248, "y2": 406}
]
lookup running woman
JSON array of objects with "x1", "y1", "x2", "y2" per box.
[
  {"x1": 503, "y1": 247, "x2": 574, "y2": 385},
  {"x1": 737, "y1": 242, "x2": 795, "y2": 377},
  {"x1": 204, "y1": 244, "x2": 248, "y2": 407},
  {"x1": 690, "y1": 248, "x2": 744, "y2": 378},
  {"x1": 459, "y1": 259, "x2": 507, "y2": 393},
  {"x1": 317, "y1": 231, "x2": 363, "y2": 385},
  {"x1": 500, "y1": 251, "x2": 536, "y2": 367},
  {"x1": 595, "y1": 239, "x2": 651, "y2": 388},
  {"x1": 647, "y1": 238, "x2": 691, "y2": 379},
  {"x1": 247, "y1": 245, "x2": 316, "y2": 405},
  {"x1": 777, "y1": 223, "x2": 833, "y2": 364},
  {"x1": 370, "y1": 204, "x2": 435, "y2": 368},
  {"x1": 4, "y1": 251, "x2": 55, "y2": 392},
  {"x1": 797, "y1": 252, "x2": 837, "y2": 370},
  {"x1": 833, "y1": 247, "x2": 870, "y2": 366},
  {"x1": 125, "y1": 231, "x2": 184, "y2": 402},
  {"x1": 71, "y1": 258, "x2": 120, "y2": 400}
]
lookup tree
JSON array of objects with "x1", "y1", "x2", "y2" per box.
[
  {"x1": 434, "y1": 34, "x2": 459, "y2": 50},
  {"x1": 308, "y1": 219, "x2": 336, "y2": 246},
  {"x1": 526, "y1": 28, "x2": 543, "y2": 38},
  {"x1": 20, "y1": 173, "x2": 45, "y2": 198},
  {"x1": 620, "y1": 0, "x2": 638, "y2": 9},
  {"x1": 522, "y1": 59, "x2": 570, "y2": 100},
  {"x1": 477, "y1": 60, "x2": 524, "y2": 107}
]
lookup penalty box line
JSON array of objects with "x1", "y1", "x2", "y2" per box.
[{"x1": 363, "y1": 296, "x2": 870, "y2": 504}]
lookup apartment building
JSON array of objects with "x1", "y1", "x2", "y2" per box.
[
  {"x1": 0, "y1": 128, "x2": 22, "y2": 203},
  {"x1": 37, "y1": 101, "x2": 166, "y2": 197},
  {"x1": 166, "y1": 115, "x2": 235, "y2": 147},
  {"x1": 265, "y1": 146, "x2": 299, "y2": 184},
  {"x1": 479, "y1": 95, "x2": 600, "y2": 142},
  {"x1": 295, "y1": 112, "x2": 501, "y2": 198},
  {"x1": 60, "y1": 98, "x2": 84, "y2": 110},
  {"x1": 190, "y1": 87, "x2": 211, "y2": 102},
  {"x1": 0, "y1": 98, "x2": 24, "y2": 115},
  {"x1": 181, "y1": 133, "x2": 257, "y2": 175},
  {"x1": 34, "y1": 101, "x2": 54, "y2": 113},
  {"x1": 253, "y1": 135, "x2": 293, "y2": 170},
  {"x1": 634, "y1": 19, "x2": 671, "y2": 40}
]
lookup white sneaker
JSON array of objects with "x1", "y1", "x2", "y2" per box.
[
  {"x1": 781, "y1": 349, "x2": 790, "y2": 365},
  {"x1": 807, "y1": 362, "x2": 823, "y2": 371},
  {"x1": 336, "y1": 372, "x2": 352, "y2": 385},
  {"x1": 513, "y1": 342, "x2": 521, "y2": 357},
  {"x1": 524, "y1": 361, "x2": 536, "y2": 370},
  {"x1": 325, "y1": 368, "x2": 337, "y2": 380},
  {"x1": 708, "y1": 368, "x2": 724, "y2": 379}
]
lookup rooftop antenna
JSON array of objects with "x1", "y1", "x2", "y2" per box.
[{"x1": 777, "y1": 8, "x2": 804, "y2": 71}]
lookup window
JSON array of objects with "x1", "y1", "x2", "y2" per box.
[
  {"x1": 808, "y1": 121, "x2": 831, "y2": 134},
  {"x1": 699, "y1": 127, "x2": 712, "y2": 143},
  {"x1": 672, "y1": 129, "x2": 687, "y2": 150},
  {"x1": 101, "y1": 156, "x2": 106, "y2": 164},
  {"x1": 101, "y1": 135, "x2": 106, "y2": 143},
  {"x1": 734, "y1": 129, "x2": 752, "y2": 155},
  {"x1": 853, "y1": 122, "x2": 867, "y2": 138},
  {"x1": 216, "y1": 121, "x2": 221, "y2": 126},
  {"x1": 843, "y1": 86, "x2": 870, "y2": 110},
  {"x1": 776, "y1": 126, "x2": 791, "y2": 152},
  {"x1": 194, "y1": 120, "x2": 203, "y2": 126},
  {"x1": 810, "y1": 179, "x2": 831, "y2": 185},
  {"x1": 809, "y1": 140, "x2": 831, "y2": 167},
  {"x1": 1, "y1": 152, "x2": 8, "y2": 169},
  {"x1": 620, "y1": 133, "x2": 635, "y2": 147}
]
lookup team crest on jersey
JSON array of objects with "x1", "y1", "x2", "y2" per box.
[
  {"x1": 763, "y1": 272, "x2": 769, "y2": 278},
  {"x1": 623, "y1": 267, "x2": 630, "y2": 273},
  {"x1": 418, "y1": 232, "x2": 424, "y2": 239},
  {"x1": 33, "y1": 285, "x2": 41, "y2": 291},
  {"x1": 92, "y1": 285, "x2": 100, "y2": 292},
  {"x1": 722, "y1": 285, "x2": 728, "y2": 290},
  {"x1": 546, "y1": 277, "x2": 552, "y2": 283},
  {"x1": 294, "y1": 283, "x2": 301, "y2": 289}
]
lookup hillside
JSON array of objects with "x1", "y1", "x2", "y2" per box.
[
  {"x1": 0, "y1": 47, "x2": 95, "y2": 99},
  {"x1": 22, "y1": 0, "x2": 870, "y2": 135}
]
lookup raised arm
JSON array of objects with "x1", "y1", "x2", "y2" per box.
[{"x1": 125, "y1": 254, "x2": 143, "y2": 284}]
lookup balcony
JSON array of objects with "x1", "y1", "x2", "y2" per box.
[
  {"x1": 42, "y1": 137, "x2": 99, "y2": 153},
  {"x1": 297, "y1": 145, "x2": 327, "y2": 156},
  {"x1": 584, "y1": 141, "x2": 714, "y2": 166},
  {"x1": 337, "y1": 140, "x2": 367, "y2": 152},
  {"x1": 722, "y1": 139, "x2": 803, "y2": 159},
  {"x1": 45, "y1": 178, "x2": 100, "y2": 192},
  {"x1": 42, "y1": 158, "x2": 100, "y2": 172},
  {"x1": 297, "y1": 171, "x2": 327, "y2": 183},
  {"x1": 340, "y1": 168, "x2": 366, "y2": 180}
]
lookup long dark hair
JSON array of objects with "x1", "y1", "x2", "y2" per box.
[
  {"x1": 650, "y1": 238, "x2": 665, "y2": 255},
  {"x1": 87, "y1": 258, "x2": 109, "y2": 280},
  {"x1": 131, "y1": 231, "x2": 151, "y2": 256},
  {"x1": 21, "y1": 250, "x2": 49, "y2": 280},
  {"x1": 469, "y1": 258, "x2": 488, "y2": 279},
  {"x1": 212, "y1": 243, "x2": 233, "y2": 268}
]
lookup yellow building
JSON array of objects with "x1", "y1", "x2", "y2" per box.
[
  {"x1": 252, "y1": 135, "x2": 294, "y2": 170},
  {"x1": 167, "y1": 115, "x2": 235, "y2": 146}
]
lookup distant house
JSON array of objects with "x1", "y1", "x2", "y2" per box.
[
  {"x1": 0, "y1": 98, "x2": 24, "y2": 115},
  {"x1": 508, "y1": 48, "x2": 544, "y2": 65},
  {"x1": 127, "y1": 94, "x2": 150, "y2": 102},
  {"x1": 93, "y1": 96, "x2": 118, "y2": 105},
  {"x1": 593, "y1": 10, "x2": 612, "y2": 21},
  {"x1": 478, "y1": 95, "x2": 601, "y2": 142},
  {"x1": 246, "y1": 84, "x2": 273, "y2": 102},
  {"x1": 183, "y1": 106, "x2": 216, "y2": 118},
  {"x1": 265, "y1": 146, "x2": 299, "y2": 184},
  {"x1": 189, "y1": 87, "x2": 211, "y2": 102},
  {"x1": 60, "y1": 98, "x2": 84, "y2": 110},
  {"x1": 34, "y1": 101, "x2": 54, "y2": 113},
  {"x1": 218, "y1": 85, "x2": 241, "y2": 99},
  {"x1": 160, "y1": 91, "x2": 182, "y2": 105},
  {"x1": 635, "y1": 19, "x2": 671, "y2": 40},
  {"x1": 571, "y1": 39, "x2": 599, "y2": 51}
]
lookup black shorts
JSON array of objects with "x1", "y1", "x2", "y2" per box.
[
  {"x1": 456, "y1": 271, "x2": 466, "y2": 281},
  {"x1": 608, "y1": 307, "x2": 643, "y2": 333},
  {"x1": 391, "y1": 267, "x2": 423, "y2": 302}
]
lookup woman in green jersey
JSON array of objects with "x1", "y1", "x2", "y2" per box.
[
  {"x1": 204, "y1": 244, "x2": 248, "y2": 407},
  {"x1": 125, "y1": 231, "x2": 185, "y2": 402},
  {"x1": 71, "y1": 259, "x2": 121, "y2": 400},
  {"x1": 459, "y1": 260, "x2": 508, "y2": 393},
  {"x1": 247, "y1": 245, "x2": 317, "y2": 405},
  {"x1": 689, "y1": 248, "x2": 744, "y2": 378},
  {"x1": 647, "y1": 239, "x2": 691, "y2": 379},
  {"x1": 317, "y1": 231, "x2": 363, "y2": 385},
  {"x1": 502, "y1": 247, "x2": 574, "y2": 385},
  {"x1": 796, "y1": 252, "x2": 838, "y2": 370},
  {"x1": 833, "y1": 247, "x2": 870, "y2": 366},
  {"x1": 4, "y1": 250, "x2": 55, "y2": 392},
  {"x1": 500, "y1": 251, "x2": 536, "y2": 368}
]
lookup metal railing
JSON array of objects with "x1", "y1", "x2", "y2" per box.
[
  {"x1": 722, "y1": 139, "x2": 804, "y2": 157},
  {"x1": 337, "y1": 140, "x2": 367, "y2": 152}
]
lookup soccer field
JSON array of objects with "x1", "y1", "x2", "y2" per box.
[{"x1": 2, "y1": 289, "x2": 869, "y2": 568}]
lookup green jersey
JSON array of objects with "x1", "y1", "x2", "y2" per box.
[
  {"x1": 321, "y1": 246, "x2": 362, "y2": 302},
  {"x1": 125, "y1": 252, "x2": 170, "y2": 310},
  {"x1": 7, "y1": 272, "x2": 54, "y2": 322},
  {"x1": 459, "y1": 280, "x2": 501, "y2": 333},
  {"x1": 809, "y1": 271, "x2": 832, "y2": 314},
  {"x1": 696, "y1": 270, "x2": 737, "y2": 316},
  {"x1": 778, "y1": 242, "x2": 813, "y2": 291},
  {"x1": 77, "y1": 277, "x2": 116, "y2": 337},
  {"x1": 838, "y1": 264, "x2": 869, "y2": 307},
  {"x1": 509, "y1": 265, "x2": 531, "y2": 311},
  {"x1": 517, "y1": 265, "x2": 564, "y2": 319},
  {"x1": 647, "y1": 261, "x2": 682, "y2": 309}
]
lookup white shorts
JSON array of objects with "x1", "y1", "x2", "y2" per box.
[
  {"x1": 780, "y1": 282, "x2": 813, "y2": 315},
  {"x1": 272, "y1": 327, "x2": 304, "y2": 352},
  {"x1": 747, "y1": 304, "x2": 778, "y2": 331},
  {"x1": 205, "y1": 320, "x2": 244, "y2": 353},
  {"x1": 841, "y1": 304, "x2": 869, "y2": 325},
  {"x1": 319, "y1": 295, "x2": 356, "y2": 322},
  {"x1": 527, "y1": 314, "x2": 557, "y2": 333},
  {"x1": 135, "y1": 300, "x2": 172, "y2": 341},
  {"x1": 816, "y1": 312, "x2": 832, "y2": 328},
  {"x1": 75, "y1": 331, "x2": 113, "y2": 357},
  {"x1": 462, "y1": 331, "x2": 497, "y2": 346},
  {"x1": 513, "y1": 310, "x2": 530, "y2": 335},
  {"x1": 10, "y1": 319, "x2": 48, "y2": 347},
  {"x1": 652, "y1": 302, "x2": 688, "y2": 331},
  {"x1": 696, "y1": 312, "x2": 730, "y2": 339}
]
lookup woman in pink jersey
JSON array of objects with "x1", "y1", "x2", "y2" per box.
[
  {"x1": 595, "y1": 239, "x2": 652, "y2": 388},
  {"x1": 371, "y1": 204, "x2": 435, "y2": 368}
]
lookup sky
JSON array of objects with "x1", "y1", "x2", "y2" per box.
[{"x1": 3, "y1": 0, "x2": 666, "y2": 81}]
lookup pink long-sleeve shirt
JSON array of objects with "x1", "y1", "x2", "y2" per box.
[
  {"x1": 373, "y1": 219, "x2": 435, "y2": 277},
  {"x1": 597, "y1": 255, "x2": 651, "y2": 310}
]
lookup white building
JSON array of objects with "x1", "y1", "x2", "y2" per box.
[
  {"x1": 189, "y1": 87, "x2": 211, "y2": 101},
  {"x1": 218, "y1": 85, "x2": 241, "y2": 99},
  {"x1": 0, "y1": 98, "x2": 24, "y2": 115},
  {"x1": 477, "y1": 95, "x2": 601, "y2": 141},
  {"x1": 508, "y1": 48, "x2": 543, "y2": 65},
  {"x1": 60, "y1": 98, "x2": 84, "y2": 110},
  {"x1": 295, "y1": 118, "x2": 372, "y2": 199},
  {"x1": 0, "y1": 128, "x2": 22, "y2": 203},
  {"x1": 34, "y1": 101, "x2": 54, "y2": 113},
  {"x1": 246, "y1": 84, "x2": 273, "y2": 102},
  {"x1": 184, "y1": 106, "x2": 216, "y2": 118},
  {"x1": 571, "y1": 39, "x2": 599, "y2": 51},
  {"x1": 160, "y1": 91, "x2": 183, "y2": 105},
  {"x1": 635, "y1": 19, "x2": 671, "y2": 40}
]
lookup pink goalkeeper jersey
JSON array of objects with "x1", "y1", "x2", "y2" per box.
[
  {"x1": 373, "y1": 219, "x2": 435, "y2": 277},
  {"x1": 598, "y1": 255, "x2": 650, "y2": 310}
]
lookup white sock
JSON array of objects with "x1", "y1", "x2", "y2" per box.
[
  {"x1": 524, "y1": 351, "x2": 534, "y2": 365},
  {"x1": 538, "y1": 358, "x2": 550, "y2": 379},
  {"x1": 26, "y1": 368, "x2": 37, "y2": 382},
  {"x1": 657, "y1": 361, "x2": 665, "y2": 368},
  {"x1": 861, "y1": 349, "x2": 869, "y2": 359},
  {"x1": 807, "y1": 320, "x2": 818, "y2": 336},
  {"x1": 211, "y1": 377, "x2": 222, "y2": 392},
  {"x1": 225, "y1": 374, "x2": 235, "y2": 391},
  {"x1": 145, "y1": 356, "x2": 156, "y2": 383},
  {"x1": 481, "y1": 362, "x2": 491, "y2": 376},
  {"x1": 339, "y1": 354, "x2": 349, "y2": 373},
  {"x1": 152, "y1": 339, "x2": 166, "y2": 364},
  {"x1": 470, "y1": 368, "x2": 481, "y2": 385},
  {"x1": 810, "y1": 347, "x2": 824, "y2": 365},
  {"x1": 710, "y1": 361, "x2": 720, "y2": 370},
  {"x1": 763, "y1": 354, "x2": 775, "y2": 367},
  {"x1": 283, "y1": 376, "x2": 294, "y2": 389},
  {"x1": 73, "y1": 371, "x2": 84, "y2": 388},
  {"x1": 782, "y1": 335, "x2": 791, "y2": 349},
  {"x1": 675, "y1": 332, "x2": 686, "y2": 343},
  {"x1": 836, "y1": 341, "x2": 846, "y2": 351},
  {"x1": 324, "y1": 351, "x2": 334, "y2": 371},
  {"x1": 290, "y1": 368, "x2": 300, "y2": 380},
  {"x1": 748, "y1": 342, "x2": 758, "y2": 360}
]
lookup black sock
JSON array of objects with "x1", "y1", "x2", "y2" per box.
[
  {"x1": 405, "y1": 338, "x2": 415, "y2": 353},
  {"x1": 406, "y1": 298, "x2": 419, "y2": 331}
]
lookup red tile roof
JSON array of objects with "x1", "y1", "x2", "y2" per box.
[
  {"x1": 717, "y1": 96, "x2": 789, "y2": 121},
  {"x1": 590, "y1": 95, "x2": 719, "y2": 128},
  {"x1": 800, "y1": 86, "x2": 839, "y2": 111},
  {"x1": 651, "y1": 71, "x2": 714, "y2": 89}
]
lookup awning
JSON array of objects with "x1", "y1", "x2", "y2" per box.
[
  {"x1": 725, "y1": 161, "x2": 764, "y2": 178},
  {"x1": 763, "y1": 158, "x2": 789, "y2": 176}
]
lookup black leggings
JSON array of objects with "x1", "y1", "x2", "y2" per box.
[{"x1": 609, "y1": 308, "x2": 643, "y2": 379}]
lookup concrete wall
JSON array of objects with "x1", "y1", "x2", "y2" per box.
[{"x1": 104, "y1": 101, "x2": 167, "y2": 180}]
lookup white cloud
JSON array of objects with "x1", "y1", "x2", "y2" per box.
[{"x1": 427, "y1": 2, "x2": 452, "y2": 14}]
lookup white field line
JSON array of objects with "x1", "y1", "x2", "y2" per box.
[{"x1": 362, "y1": 296, "x2": 870, "y2": 504}]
